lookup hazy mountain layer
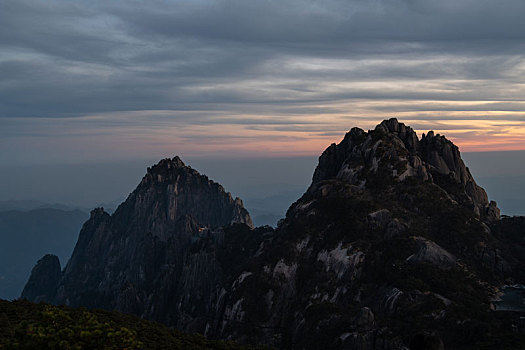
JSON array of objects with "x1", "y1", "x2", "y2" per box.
[{"x1": 0, "y1": 208, "x2": 87, "y2": 300}]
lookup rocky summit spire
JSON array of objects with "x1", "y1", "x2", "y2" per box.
[
  {"x1": 312, "y1": 118, "x2": 499, "y2": 221},
  {"x1": 146, "y1": 156, "x2": 186, "y2": 174},
  {"x1": 122, "y1": 156, "x2": 253, "y2": 233}
]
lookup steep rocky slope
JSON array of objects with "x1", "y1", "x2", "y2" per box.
[
  {"x1": 20, "y1": 254, "x2": 61, "y2": 303},
  {"x1": 23, "y1": 120, "x2": 525, "y2": 349}
]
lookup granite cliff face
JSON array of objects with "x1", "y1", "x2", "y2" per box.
[
  {"x1": 312, "y1": 119, "x2": 497, "y2": 220},
  {"x1": 23, "y1": 157, "x2": 253, "y2": 323},
  {"x1": 23, "y1": 120, "x2": 525, "y2": 349}
]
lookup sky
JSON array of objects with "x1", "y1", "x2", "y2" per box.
[
  {"x1": 1, "y1": 0, "x2": 525, "y2": 217},
  {"x1": 2, "y1": 0, "x2": 525, "y2": 165}
]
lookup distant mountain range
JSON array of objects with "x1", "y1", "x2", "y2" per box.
[
  {"x1": 0, "y1": 200, "x2": 77, "y2": 212},
  {"x1": 20, "y1": 119, "x2": 525, "y2": 349},
  {"x1": 244, "y1": 191, "x2": 304, "y2": 227},
  {"x1": 0, "y1": 196, "x2": 290, "y2": 228},
  {"x1": 0, "y1": 199, "x2": 122, "y2": 214}
]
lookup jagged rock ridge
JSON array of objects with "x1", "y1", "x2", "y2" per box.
[
  {"x1": 313, "y1": 118, "x2": 498, "y2": 220},
  {"x1": 23, "y1": 120, "x2": 525, "y2": 349}
]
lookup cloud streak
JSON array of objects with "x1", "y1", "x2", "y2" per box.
[{"x1": 1, "y1": 0, "x2": 525, "y2": 163}]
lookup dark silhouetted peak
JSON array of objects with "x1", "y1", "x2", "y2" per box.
[
  {"x1": 170, "y1": 155, "x2": 185, "y2": 167},
  {"x1": 143, "y1": 157, "x2": 196, "y2": 185},
  {"x1": 375, "y1": 118, "x2": 419, "y2": 152},
  {"x1": 147, "y1": 156, "x2": 186, "y2": 174},
  {"x1": 311, "y1": 118, "x2": 498, "y2": 221},
  {"x1": 24, "y1": 156, "x2": 253, "y2": 314},
  {"x1": 90, "y1": 207, "x2": 109, "y2": 219},
  {"x1": 21, "y1": 254, "x2": 61, "y2": 303},
  {"x1": 123, "y1": 156, "x2": 253, "y2": 232}
]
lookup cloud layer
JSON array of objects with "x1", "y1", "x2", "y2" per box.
[{"x1": 2, "y1": 0, "x2": 525, "y2": 163}]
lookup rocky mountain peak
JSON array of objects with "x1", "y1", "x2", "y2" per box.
[
  {"x1": 375, "y1": 118, "x2": 419, "y2": 152},
  {"x1": 147, "y1": 156, "x2": 186, "y2": 174},
  {"x1": 311, "y1": 118, "x2": 498, "y2": 221},
  {"x1": 22, "y1": 156, "x2": 253, "y2": 314},
  {"x1": 89, "y1": 207, "x2": 109, "y2": 219},
  {"x1": 143, "y1": 157, "x2": 199, "y2": 186},
  {"x1": 21, "y1": 254, "x2": 61, "y2": 303},
  {"x1": 121, "y1": 156, "x2": 253, "y2": 232}
]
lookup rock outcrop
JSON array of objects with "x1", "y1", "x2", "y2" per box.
[
  {"x1": 21, "y1": 254, "x2": 61, "y2": 303},
  {"x1": 22, "y1": 120, "x2": 525, "y2": 349},
  {"x1": 406, "y1": 237, "x2": 456, "y2": 269},
  {"x1": 312, "y1": 118, "x2": 497, "y2": 220}
]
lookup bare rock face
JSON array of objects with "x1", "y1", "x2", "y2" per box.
[
  {"x1": 22, "y1": 157, "x2": 253, "y2": 324},
  {"x1": 407, "y1": 237, "x2": 456, "y2": 269},
  {"x1": 355, "y1": 307, "x2": 375, "y2": 328},
  {"x1": 119, "y1": 156, "x2": 253, "y2": 236},
  {"x1": 420, "y1": 130, "x2": 490, "y2": 216},
  {"x1": 312, "y1": 118, "x2": 496, "y2": 221}
]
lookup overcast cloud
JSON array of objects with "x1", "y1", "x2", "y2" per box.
[{"x1": 1, "y1": 0, "x2": 525, "y2": 163}]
